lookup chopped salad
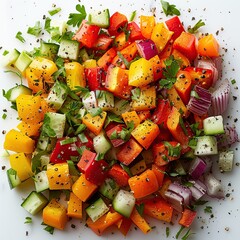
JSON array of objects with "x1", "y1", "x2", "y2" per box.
[{"x1": 1, "y1": 0, "x2": 238, "y2": 238}]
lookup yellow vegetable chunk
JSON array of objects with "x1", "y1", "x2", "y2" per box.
[
  {"x1": 16, "y1": 94, "x2": 43, "y2": 124},
  {"x1": 82, "y1": 111, "x2": 107, "y2": 135},
  {"x1": 9, "y1": 153, "x2": 33, "y2": 181},
  {"x1": 131, "y1": 86, "x2": 156, "y2": 111},
  {"x1": 17, "y1": 121, "x2": 42, "y2": 137},
  {"x1": 46, "y1": 163, "x2": 72, "y2": 190},
  {"x1": 122, "y1": 111, "x2": 140, "y2": 128},
  {"x1": 151, "y1": 23, "x2": 173, "y2": 52},
  {"x1": 67, "y1": 192, "x2": 83, "y2": 219},
  {"x1": 4, "y1": 129, "x2": 35, "y2": 153},
  {"x1": 131, "y1": 120, "x2": 160, "y2": 149},
  {"x1": 129, "y1": 58, "x2": 154, "y2": 87},
  {"x1": 25, "y1": 57, "x2": 58, "y2": 93},
  {"x1": 64, "y1": 62, "x2": 86, "y2": 90},
  {"x1": 83, "y1": 59, "x2": 97, "y2": 68},
  {"x1": 72, "y1": 174, "x2": 98, "y2": 202},
  {"x1": 42, "y1": 199, "x2": 68, "y2": 230}
]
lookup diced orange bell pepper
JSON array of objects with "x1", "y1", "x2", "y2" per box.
[
  {"x1": 17, "y1": 121, "x2": 42, "y2": 137},
  {"x1": 140, "y1": 15, "x2": 155, "y2": 39},
  {"x1": 42, "y1": 199, "x2": 68, "y2": 230},
  {"x1": 108, "y1": 164, "x2": 130, "y2": 187},
  {"x1": 137, "y1": 110, "x2": 151, "y2": 123},
  {"x1": 128, "y1": 169, "x2": 159, "y2": 198},
  {"x1": 197, "y1": 34, "x2": 219, "y2": 57},
  {"x1": 97, "y1": 48, "x2": 117, "y2": 70},
  {"x1": 172, "y1": 49, "x2": 190, "y2": 68},
  {"x1": 114, "y1": 32, "x2": 131, "y2": 51},
  {"x1": 149, "y1": 55, "x2": 164, "y2": 81},
  {"x1": 179, "y1": 208, "x2": 197, "y2": 227},
  {"x1": 122, "y1": 111, "x2": 140, "y2": 128},
  {"x1": 67, "y1": 192, "x2": 83, "y2": 219},
  {"x1": 151, "y1": 164, "x2": 166, "y2": 187},
  {"x1": 116, "y1": 217, "x2": 132, "y2": 236}
]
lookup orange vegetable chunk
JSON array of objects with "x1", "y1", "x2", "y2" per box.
[
  {"x1": 67, "y1": 192, "x2": 83, "y2": 219},
  {"x1": 197, "y1": 34, "x2": 219, "y2": 57}
]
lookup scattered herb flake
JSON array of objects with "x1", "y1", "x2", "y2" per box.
[
  {"x1": 15, "y1": 31, "x2": 25, "y2": 43},
  {"x1": 27, "y1": 21, "x2": 42, "y2": 36},
  {"x1": 204, "y1": 206, "x2": 213, "y2": 214},
  {"x1": 48, "y1": 7, "x2": 62, "y2": 16},
  {"x1": 2, "y1": 113, "x2": 7, "y2": 119},
  {"x1": 67, "y1": 4, "x2": 87, "y2": 27},
  {"x1": 166, "y1": 226, "x2": 170, "y2": 237},
  {"x1": 161, "y1": 0, "x2": 180, "y2": 16},
  {"x1": 129, "y1": 10, "x2": 137, "y2": 21},
  {"x1": 3, "y1": 50, "x2": 9, "y2": 56},
  {"x1": 136, "y1": 203, "x2": 145, "y2": 216},
  {"x1": 24, "y1": 217, "x2": 32, "y2": 224},
  {"x1": 188, "y1": 19, "x2": 205, "y2": 33}
]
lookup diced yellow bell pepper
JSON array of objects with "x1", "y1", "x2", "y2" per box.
[
  {"x1": 46, "y1": 163, "x2": 72, "y2": 190},
  {"x1": 140, "y1": 15, "x2": 156, "y2": 39},
  {"x1": 25, "y1": 57, "x2": 58, "y2": 93},
  {"x1": 64, "y1": 62, "x2": 86, "y2": 90},
  {"x1": 82, "y1": 111, "x2": 107, "y2": 135},
  {"x1": 122, "y1": 111, "x2": 140, "y2": 128},
  {"x1": 42, "y1": 199, "x2": 68, "y2": 230},
  {"x1": 151, "y1": 23, "x2": 174, "y2": 52},
  {"x1": 4, "y1": 129, "x2": 35, "y2": 153},
  {"x1": 131, "y1": 86, "x2": 156, "y2": 111},
  {"x1": 128, "y1": 58, "x2": 154, "y2": 87},
  {"x1": 9, "y1": 152, "x2": 33, "y2": 181},
  {"x1": 16, "y1": 94, "x2": 43, "y2": 124},
  {"x1": 17, "y1": 121, "x2": 42, "y2": 137},
  {"x1": 83, "y1": 59, "x2": 97, "y2": 68},
  {"x1": 67, "y1": 192, "x2": 83, "y2": 219}
]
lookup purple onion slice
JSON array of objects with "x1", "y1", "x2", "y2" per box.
[
  {"x1": 188, "y1": 180, "x2": 207, "y2": 200},
  {"x1": 217, "y1": 125, "x2": 239, "y2": 149},
  {"x1": 164, "y1": 190, "x2": 184, "y2": 212},
  {"x1": 188, "y1": 157, "x2": 207, "y2": 179},
  {"x1": 136, "y1": 39, "x2": 158, "y2": 60}
]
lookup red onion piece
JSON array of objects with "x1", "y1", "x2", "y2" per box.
[
  {"x1": 212, "y1": 56, "x2": 223, "y2": 78},
  {"x1": 187, "y1": 85, "x2": 212, "y2": 116},
  {"x1": 136, "y1": 39, "x2": 158, "y2": 60},
  {"x1": 202, "y1": 156, "x2": 213, "y2": 173},
  {"x1": 188, "y1": 180, "x2": 207, "y2": 200},
  {"x1": 189, "y1": 157, "x2": 207, "y2": 179},
  {"x1": 168, "y1": 182, "x2": 192, "y2": 206},
  {"x1": 204, "y1": 173, "x2": 224, "y2": 199},
  {"x1": 208, "y1": 79, "x2": 231, "y2": 116},
  {"x1": 164, "y1": 190, "x2": 184, "y2": 212},
  {"x1": 217, "y1": 125, "x2": 239, "y2": 148},
  {"x1": 195, "y1": 59, "x2": 219, "y2": 86}
]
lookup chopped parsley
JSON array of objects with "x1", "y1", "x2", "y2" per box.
[
  {"x1": 2, "y1": 113, "x2": 7, "y2": 119},
  {"x1": 67, "y1": 4, "x2": 87, "y2": 27},
  {"x1": 161, "y1": 0, "x2": 180, "y2": 16},
  {"x1": 24, "y1": 217, "x2": 32, "y2": 224},
  {"x1": 129, "y1": 10, "x2": 137, "y2": 21},
  {"x1": 27, "y1": 21, "x2": 42, "y2": 36},
  {"x1": 15, "y1": 31, "x2": 25, "y2": 43},
  {"x1": 188, "y1": 19, "x2": 205, "y2": 34},
  {"x1": 48, "y1": 7, "x2": 62, "y2": 16},
  {"x1": 204, "y1": 206, "x2": 213, "y2": 214}
]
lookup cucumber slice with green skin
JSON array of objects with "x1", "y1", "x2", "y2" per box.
[
  {"x1": 14, "y1": 51, "x2": 32, "y2": 73},
  {"x1": 21, "y1": 191, "x2": 48, "y2": 215},
  {"x1": 86, "y1": 198, "x2": 109, "y2": 222},
  {"x1": 96, "y1": 90, "x2": 114, "y2": 111},
  {"x1": 219, "y1": 150, "x2": 234, "y2": 172},
  {"x1": 3, "y1": 85, "x2": 32, "y2": 102},
  {"x1": 203, "y1": 116, "x2": 225, "y2": 135},
  {"x1": 7, "y1": 168, "x2": 21, "y2": 189},
  {"x1": 2, "y1": 48, "x2": 20, "y2": 67},
  {"x1": 99, "y1": 178, "x2": 119, "y2": 200},
  {"x1": 67, "y1": 160, "x2": 80, "y2": 176},
  {"x1": 34, "y1": 171, "x2": 49, "y2": 192},
  {"x1": 42, "y1": 112, "x2": 66, "y2": 138},
  {"x1": 58, "y1": 38, "x2": 80, "y2": 61},
  {"x1": 88, "y1": 9, "x2": 110, "y2": 28},
  {"x1": 36, "y1": 133, "x2": 57, "y2": 152},
  {"x1": 93, "y1": 132, "x2": 112, "y2": 155},
  {"x1": 39, "y1": 41, "x2": 59, "y2": 60},
  {"x1": 112, "y1": 189, "x2": 135, "y2": 218},
  {"x1": 194, "y1": 136, "x2": 218, "y2": 156}
]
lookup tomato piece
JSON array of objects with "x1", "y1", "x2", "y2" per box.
[
  {"x1": 93, "y1": 34, "x2": 114, "y2": 51},
  {"x1": 184, "y1": 67, "x2": 213, "y2": 89},
  {"x1": 84, "y1": 67, "x2": 106, "y2": 91},
  {"x1": 108, "y1": 164, "x2": 130, "y2": 187},
  {"x1": 108, "y1": 12, "x2": 128, "y2": 36},
  {"x1": 179, "y1": 208, "x2": 197, "y2": 227},
  {"x1": 77, "y1": 149, "x2": 96, "y2": 173},
  {"x1": 106, "y1": 124, "x2": 126, "y2": 147},
  {"x1": 73, "y1": 20, "x2": 100, "y2": 48},
  {"x1": 165, "y1": 16, "x2": 185, "y2": 40},
  {"x1": 127, "y1": 22, "x2": 143, "y2": 41}
]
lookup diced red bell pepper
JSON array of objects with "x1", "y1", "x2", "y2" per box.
[
  {"x1": 85, "y1": 159, "x2": 109, "y2": 186},
  {"x1": 108, "y1": 12, "x2": 128, "y2": 36},
  {"x1": 73, "y1": 20, "x2": 100, "y2": 48},
  {"x1": 108, "y1": 164, "x2": 130, "y2": 187},
  {"x1": 77, "y1": 149, "x2": 96, "y2": 173},
  {"x1": 50, "y1": 138, "x2": 79, "y2": 164},
  {"x1": 165, "y1": 16, "x2": 185, "y2": 40},
  {"x1": 93, "y1": 34, "x2": 114, "y2": 51},
  {"x1": 155, "y1": 126, "x2": 172, "y2": 142},
  {"x1": 127, "y1": 22, "x2": 143, "y2": 41},
  {"x1": 151, "y1": 99, "x2": 171, "y2": 128},
  {"x1": 117, "y1": 138, "x2": 143, "y2": 166},
  {"x1": 75, "y1": 132, "x2": 94, "y2": 150},
  {"x1": 173, "y1": 32, "x2": 197, "y2": 61},
  {"x1": 153, "y1": 141, "x2": 181, "y2": 167},
  {"x1": 84, "y1": 67, "x2": 106, "y2": 91},
  {"x1": 184, "y1": 67, "x2": 213, "y2": 89},
  {"x1": 179, "y1": 208, "x2": 197, "y2": 227},
  {"x1": 106, "y1": 124, "x2": 126, "y2": 147}
]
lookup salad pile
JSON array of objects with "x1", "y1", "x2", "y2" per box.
[{"x1": 1, "y1": 0, "x2": 238, "y2": 238}]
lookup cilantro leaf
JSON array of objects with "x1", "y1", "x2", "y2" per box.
[
  {"x1": 104, "y1": 113, "x2": 124, "y2": 127},
  {"x1": 41, "y1": 222, "x2": 54, "y2": 234},
  {"x1": 15, "y1": 31, "x2": 25, "y2": 43},
  {"x1": 67, "y1": 4, "x2": 87, "y2": 27},
  {"x1": 48, "y1": 7, "x2": 61, "y2": 16},
  {"x1": 204, "y1": 206, "x2": 213, "y2": 214},
  {"x1": 27, "y1": 21, "x2": 42, "y2": 36},
  {"x1": 52, "y1": 57, "x2": 66, "y2": 80},
  {"x1": 161, "y1": 0, "x2": 180, "y2": 16},
  {"x1": 44, "y1": 17, "x2": 52, "y2": 33},
  {"x1": 159, "y1": 55, "x2": 181, "y2": 89},
  {"x1": 24, "y1": 217, "x2": 32, "y2": 224},
  {"x1": 188, "y1": 19, "x2": 205, "y2": 34}
]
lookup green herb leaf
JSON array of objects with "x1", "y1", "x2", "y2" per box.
[
  {"x1": 42, "y1": 114, "x2": 56, "y2": 137},
  {"x1": 24, "y1": 217, "x2": 32, "y2": 224},
  {"x1": 105, "y1": 113, "x2": 124, "y2": 128},
  {"x1": 60, "y1": 137, "x2": 77, "y2": 146},
  {"x1": 2, "y1": 113, "x2": 7, "y2": 119},
  {"x1": 176, "y1": 226, "x2": 185, "y2": 239},
  {"x1": 164, "y1": 141, "x2": 181, "y2": 157},
  {"x1": 48, "y1": 7, "x2": 62, "y2": 16},
  {"x1": 161, "y1": 0, "x2": 180, "y2": 16},
  {"x1": 67, "y1": 4, "x2": 87, "y2": 27},
  {"x1": 3, "y1": 50, "x2": 9, "y2": 56},
  {"x1": 166, "y1": 226, "x2": 170, "y2": 237},
  {"x1": 231, "y1": 79, "x2": 236, "y2": 85},
  {"x1": 78, "y1": 133, "x2": 88, "y2": 143},
  {"x1": 96, "y1": 153, "x2": 105, "y2": 161},
  {"x1": 188, "y1": 19, "x2": 205, "y2": 34},
  {"x1": 44, "y1": 17, "x2": 52, "y2": 33},
  {"x1": 15, "y1": 31, "x2": 25, "y2": 43},
  {"x1": 117, "y1": 51, "x2": 130, "y2": 68},
  {"x1": 52, "y1": 57, "x2": 66, "y2": 80},
  {"x1": 159, "y1": 55, "x2": 181, "y2": 89},
  {"x1": 182, "y1": 228, "x2": 194, "y2": 240},
  {"x1": 88, "y1": 107, "x2": 102, "y2": 117},
  {"x1": 74, "y1": 86, "x2": 90, "y2": 99},
  {"x1": 110, "y1": 130, "x2": 118, "y2": 140},
  {"x1": 75, "y1": 124, "x2": 86, "y2": 135},
  {"x1": 31, "y1": 151, "x2": 48, "y2": 173},
  {"x1": 41, "y1": 222, "x2": 55, "y2": 234},
  {"x1": 204, "y1": 206, "x2": 213, "y2": 214},
  {"x1": 27, "y1": 21, "x2": 42, "y2": 36},
  {"x1": 131, "y1": 88, "x2": 141, "y2": 101},
  {"x1": 136, "y1": 203, "x2": 145, "y2": 216},
  {"x1": 129, "y1": 10, "x2": 137, "y2": 21},
  {"x1": 120, "y1": 163, "x2": 132, "y2": 177},
  {"x1": 179, "y1": 116, "x2": 188, "y2": 135}
]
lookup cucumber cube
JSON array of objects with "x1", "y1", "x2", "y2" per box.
[
  {"x1": 194, "y1": 136, "x2": 218, "y2": 156},
  {"x1": 203, "y1": 116, "x2": 225, "y2": 135},
  {"x1": 14, "y1": 51, "x2": 32, "y2": 73}
]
